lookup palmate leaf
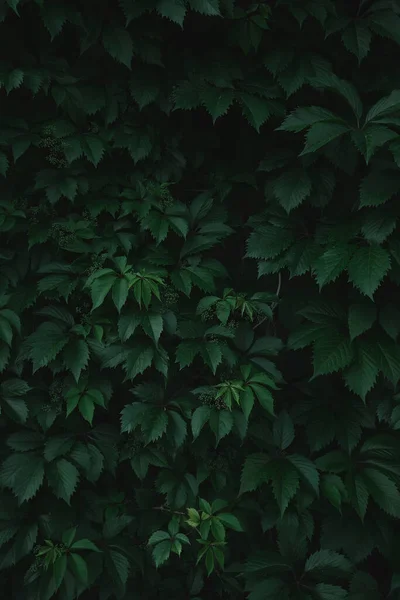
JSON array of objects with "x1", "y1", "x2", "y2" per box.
[
  {"x1": 156, "y1": 0, "x2": 187, "y2": 26},
  {"x1": 299, "y1": 122, "x2": 351, "y2": 156},
  {"x1": 102, "y1": 26, "x2": 133, "y2": 69},
  {"x1": 240, "y1": 453, "x2": 270, "y2": 495},
  {"x1": 26, "y1": 322, "x2": 69, "y2": 372},
  {"x1": 348, "y1": 301, "x2": 376, "y2": 341},
  {"x1": 269, "y1": 459, "x2": 300, "y2": 517},
  {"x1": 361, "y1": 468, "x2": 400, "y2": 518},
  {"x1": 46, "y1": 458, "x2": 79, "y2": 505}
]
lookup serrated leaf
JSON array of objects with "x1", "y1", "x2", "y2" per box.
[
  {"x1": 191, "y1": 405, "x2": 211, "y2": 440},
  {"x1": 344, "y1": 340, "x2": 379, "y2": 400},
  {"x1": 314, "y1": 245, "x2": 352, "y2": 288},
  {"x1": 63, "y1": 339, "x2": 89, "y2": 383},
  {"x1": 348, "y1": 244, "x2": 391, "y2": 299},
  {"x1": 273, "y1": 411, "x2": 294, "y2": 450},
  {"x1": 273, "y1": 168, "x2": 312, "y2": 212},
  {"x1": 300, "y1": 122, "x2": 350, "y2": 156},
  {"x1": 361, "y1": 468, "x2": 400, "y2": 517},
  {"x1": 270, "y1": 460, "x2": 299, "y2": 517},
  {"x1": 102, "y1": 26, "x2": 133, "y2": 69},
  {"x1": 0, "y1": 453, "x2": 45, "y2": 504},
  {"x1": 359, "y1": 171, "x2": 400, "y2": 207},
  {"x1": 240, "y1": 93, "x2": 272, "y2": 132},
  {"x1": 188, "y1": 0, "x2": 220, "y2": 16},
  {"x1": 156, "y1": 0, "x2": 186, "y2": 26},
  {"x1": 47, "y1": 458, "x2": 79, "y2": 505},
  {"x1": 240, "y1": 453, "x2": 270, "y2": 495},
  {"x1": 69, "y1": 553, "x2": 88, "y2": 585},
  {"x1": 312, "y1": 332, "x2": 354, "y2": 377},
  {"x1": 201, "y1": 88, "x2": 234, "y2": 123},
  {"x1": 348, "y1": 302, "x2": 376, "y2": 341}
]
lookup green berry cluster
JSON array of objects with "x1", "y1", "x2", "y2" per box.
[
  {"x1": 200, "y1": 307, "x2": 215, "y2": 322},
  {"x1": 124, "y1": 433, "x2": 144, "y2": 458},
  {"x1": 206, "y1": 453, "x2": 229, "y2": 472},
  {"x1": 147, "y1": 182, "x2": 174, "y2": 209},
  {"x1": 85, "y1": 253, "x2": 107, "y2": 276},
  {"x1": 160, "y1": 284, "x2": 179, "y2": 307},
  {"x1": 200, "y1": 391, "x2": 226, "y2": 410},
  {"x1": 39, "y1": 125, "x2": 68, "y2": 168},
  {"x1": 41, "y1": 402, "x2": 62, "y2": 415},
  {"x1": 49, "y1": 379, "x2": 64, "y2": 403},
  {"x1": 88, "y1": 122, "x2": 100, "y2": 134},
  {"x1": 50, "y1": 224, "x2": 76, "y2": 248}
]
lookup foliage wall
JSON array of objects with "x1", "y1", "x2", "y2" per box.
[{"x1": 1, "y1": 0, "x2": 400, "y2": 598}]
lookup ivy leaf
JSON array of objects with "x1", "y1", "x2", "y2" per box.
[
  {"x1": 141, "y1": 408, "x2": 168, "y2": 443},
  {"x1": 359, "y1": 171, "x2": 400, "y2": 207},
  {"x1": 201, "y1": 342, "x2": 222, "y2": 374},
  {"x1": 90, "y1": 274, "x2": 117, "y2": 311},
  {"x1": 342, "y1": 22, "x2": 371, "y2": 63},
  {"x1": 112, "y1": 277, "x2": 129, "y2": 313},
  {"x1": 311, "y1": 583, "x2": 348, "y2": 599},
  {"x1": 348, "y1": 244, "x2": 391, "y2": 299},
  {"x1": 152, "y1": 540, "x2": 171, "y2": 567},
  {"x1": 102, "y1": 26, "x2": 133, "y2": 69}
]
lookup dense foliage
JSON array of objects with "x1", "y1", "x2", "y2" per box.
[{"x1": 1, "y1": 0, "x2": 400, "y2": 598}]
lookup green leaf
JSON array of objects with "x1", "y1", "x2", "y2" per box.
[
  {"x1": 273, "y1": 411, "x2": 294, "y2": 450},
  {"x1": 156, "y1": 0, "x2": 187, "y2": 26},
  {"x1": 201, "y1": 342, "x2": 222, "y2": 374},
  {"x1": 141, "y1": 408, "x2": 168, "y2": 443},
  {"x1": 102, "y1": 26, "x2": 133, "y2": 68},
  {"x1": 152, "y1": 540, "x2": 171, "y2": 567},
  {"x1": 191, "y1": 405, "x2": 211, "y2": 440},
  {"x1": 312, "y1": 331, "x2": 354, "y2": 377},
  {"x1": 312, "y1": 583, "x2": 348, "y2": 599},
  {"x1": 63, "y1": 339, "x2": 89, "y2": 383},
  {"x1": 47, "y1": 458, "x2": 79, "y2": 505},
  {"x1": 362, "y1": 468, "x2": 400, "y2": 518},
  {"x1": 342, "y1": 21, "x2": 371, "y2": 62},
  {"x1": 305, "y1": 549, "x2": 352, "y2": 578},
  {"x1": 27, "y1": 322, "x2": 69, "y2": 372},
  {"x1": 188, "y1": 0, "x2": 220, "y2": 16},
  {"x1": 299, "y1": 122, "x2": 350, "y2": 156},
  {"x1": 377, "y1": 338, "x2": 400, "y2": 386},
  {"x1": 240, "y1": 453, "x2": 270, "y2": 495},
  {"x1": 379, "y1": 302, "x2": 400, "y2": 340},
  {"x1": 359, "y1": 171, "x2": 400, "y2": 207},
  {"x1": 240, "y1": 93, "x2": 272, "y2": 132},
  {"x1": 201, "y1": 88, "x2": 234, "y2": 123},
  {"x1": 209, "y1": 409, "x2": 234, "y2": 445},
  {"x1": 273, "y1": 168, "x2": 312, "y2": 212},
  {"x1": 365, "y1": 90, "x2": 400, "y2": 123},
  {"x1": 314, "y1": 245, "x2": 352, "y2": 289},
  {"x1": 90, "y1": 274, "x2": 117, "y2": 311},
  {"x1": 79, "y1": 394, "x2": 95, "y2": 425},
  {"x1": 217, "y1": 513, "x2": 243, "y2": 531},
  {"x1": 112, "y1": 277, "x2": 129, "y2": 312},
  {"x1": 269, "y1": 460, "x2": 299, "y2": 517},
  {"x1": 70, "y1": 539, "x2": 102, "y2": 552},
  {"x1": 347, "y1": 244, "x2": 391, "y2": 299},
  {"x1": 348, "y1": 301, "x2": 376, "y2": 341},
  {"x1": 344, "y1": 340, "x2": 379, "y2": 400},
  {"x1": 287, "y1": 454, "x2": 319, "y2": 496},
  {"x1": 69, "y1": 553, "x2": 88, "y2": 585},
  {"x1": 0, "y1": 453, "x2": 45, "y2": 504}
]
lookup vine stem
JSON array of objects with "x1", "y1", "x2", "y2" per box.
[{"x1": 253, "y1": 272, "x2": 282, "y2": 331}]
